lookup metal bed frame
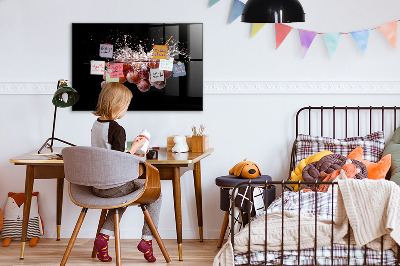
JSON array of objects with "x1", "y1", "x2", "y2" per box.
[{"x1": 230, "y1": 106, "x2": 400, "y2": 266}]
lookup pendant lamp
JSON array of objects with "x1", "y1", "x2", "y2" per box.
[
  {"x1": 241, "y1": 0, "x2": 305, "y2": 23},
  {"x1": 38, "y1": 79, "x2": 80, "y2": 154}
]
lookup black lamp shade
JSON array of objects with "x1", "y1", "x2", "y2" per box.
[
  {"x1": 241, "y1": 0, "x2": 305, "y2": 23},
  {"x1": 52, "y1": 84, "x2": 79, "y2": 108}
]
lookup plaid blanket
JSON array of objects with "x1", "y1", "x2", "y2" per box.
[
  {"x1": 234, "y1": 244, "x2": 397, "y2": 265},
  {"x1": 266, "y1": 190, "x2": 336, "y2": 220},
  {"x1": 234, "y1": 191, "x2": 397, "y2": 265}
]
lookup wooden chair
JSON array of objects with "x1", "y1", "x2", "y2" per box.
[{"x1": 60, "y1": 146, "x2": 171, "y2": 265}]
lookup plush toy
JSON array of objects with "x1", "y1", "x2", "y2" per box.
[
  {"x1": 0, "y1": 208, "x2": 3, "y2": 232},
  {"x1": 229, "y1": 159, "x2": 261, "y2": 179},
  {"x1": 172, "y1": 135, "x2": 189, "y2": 153},
  {"x1": 289, "y1": 150, "x2": 333, "y2": 191},
  {"x1": 348, "y1": 146, "x2": 391, "y2": 180},
  {"x1": 1, "y1": 192, "x2": 44, "y2": 247}
]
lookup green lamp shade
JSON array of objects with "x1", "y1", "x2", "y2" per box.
[{"x1": 52, "y1": 84, "x2": 79, "y2": 108}]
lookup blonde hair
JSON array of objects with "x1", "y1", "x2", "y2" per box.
[{"x1": 93, "y1": 83, "x2": 133, "y2": 120}]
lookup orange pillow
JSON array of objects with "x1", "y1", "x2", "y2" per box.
[{"x1": 347, "y1": 146, "x2": 391, "y2": 180}]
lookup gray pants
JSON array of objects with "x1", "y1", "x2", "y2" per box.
[{"x1": 92, "y1": 180, "x2": 162, "y2": 240}]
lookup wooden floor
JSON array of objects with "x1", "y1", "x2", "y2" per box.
[{"x1": 0, "y1": 239, "x2": 221, "y2": 265}]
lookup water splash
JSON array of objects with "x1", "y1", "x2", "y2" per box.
[
  {"x1": 113, "y1": 35, "x2": 190, "y2": 67},
  {"x1": 102, "y1": 35, "x2": 190, "y2": 92}
]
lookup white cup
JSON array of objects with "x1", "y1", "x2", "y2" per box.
[{"x1": 135, "y1": 129, "x2": 150, "y2": 154}]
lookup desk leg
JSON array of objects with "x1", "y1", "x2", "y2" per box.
[
  {"x1": 56, "y1": 178, "x2": 64, "y2": 241},
  {"x1": 20, "y1": 165, "x2": 35, "y2": 259},
  {"x1": 172, "y1": 167, "x2": 183, "y2": 261},
  {"x1": 193, "y1": 161, "x2": 203, "y2": 242}
]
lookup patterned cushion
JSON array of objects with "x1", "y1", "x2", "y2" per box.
[{"x1": 295, "y1": 131, "x2": 385, "y2": 166}]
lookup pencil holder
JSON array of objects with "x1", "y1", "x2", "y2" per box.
[{"x1": 191, "y1": 135, "x2": 209, "y2": 153}]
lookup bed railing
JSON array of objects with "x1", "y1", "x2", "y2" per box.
[
  {"x1": 230, "y1": 180, "x2": 400, "y2": 266},
  {"x1": 289, "y1": 106, "x2": 400, "y2": 185}
]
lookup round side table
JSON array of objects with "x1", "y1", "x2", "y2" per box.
[{"x1": 215, "y1": 175, "x2": 275, "y2": 248}]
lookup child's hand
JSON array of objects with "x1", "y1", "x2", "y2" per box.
[
  {"x1": 134, "y1": 148, "x2": 149, "y2": 157},
  {"x1": 129, "y1": 137, "x2": 147, "y2": 155}
]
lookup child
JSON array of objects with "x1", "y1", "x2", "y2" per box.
[{"x1": 91, "y1": 82, "x2": 162, "y2": 263}]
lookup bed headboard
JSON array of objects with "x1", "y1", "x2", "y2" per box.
[{"x1": 290, "y1": 106, "x2": 400, "y2": 179}]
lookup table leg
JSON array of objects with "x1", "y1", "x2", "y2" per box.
[
  {"x1": 193, "y1": 161, "x2": 203, "y2": 242},
  {"x1": 217, "y1": 211, "x2": 230, "y2": 248},
  {"x1": 56, "y1": 178, "x2": 64, "y2": 241},
  {"x1": 172, "y1": 167, "x2": 183, "y2": 261},
  {"x1": 20, "y1": 165, "x2": 35, "y2": 259}
]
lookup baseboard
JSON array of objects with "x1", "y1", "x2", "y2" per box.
[{"x1": 1, "y1": 81, "x2": 400, "y2": 95}]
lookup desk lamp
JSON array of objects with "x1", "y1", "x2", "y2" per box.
[
  {"x1": 241, "y1": 0, "x2": 305, "y2": 23},
  {"x1": 38, "y1": 79, "x2": 79, "y2": 154}
]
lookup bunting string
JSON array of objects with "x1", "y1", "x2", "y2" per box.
[
  {"x1": 209, "y1": 0, "x2": 399, "y2": 58},
  {"x1": 285, "y1": 20, "x2": 400, "y2": 35}
]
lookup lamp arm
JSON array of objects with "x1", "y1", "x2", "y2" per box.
[
  {"x1": 50, "y1": 79, "x2": 61, "y2": 149},
  {"x1": 50, "y1": 105, "x2": 58, "y2": 148}
]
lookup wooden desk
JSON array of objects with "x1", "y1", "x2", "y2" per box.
[{"x1": 10, "y1": 147, "x2": 213, "y2": 261}]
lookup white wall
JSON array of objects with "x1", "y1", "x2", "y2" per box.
[{"x1": 1, "y1": 0, "x2": 400, "y2": 240}]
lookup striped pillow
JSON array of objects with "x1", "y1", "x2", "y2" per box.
[{"x1": 294, "y1": 131, "x2": 385, "y2": 166}]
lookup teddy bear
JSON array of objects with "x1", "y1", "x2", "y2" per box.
[
  {"x1": 1, "y1": 192, "x2": 44, "y2": 247},
  {"x1": 172, "y1": 135, "x2": 189, "y2": 153},
  {"x1": 229, "y1": 159, "x2": 261, "y2": 179}
]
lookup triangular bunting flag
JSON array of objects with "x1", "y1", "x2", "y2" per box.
[
  {"x1": 229, "y1": 0, "x2": 245, "y2": 24},
  {"x1": 298, "y1": 29, "x2": 317, "y2": 58},
  {"x1": 209, "y1": 0, "x2": 220, "y2": 7},
  {"x1": 323, "y1": 33, "x2": 341, "y2": 58},
  {"x1": 275, "y1": 23, "x2": 293, "y2": 49},
  {"x1": 251, "y1": 23, "x2": 266, "y2": 38},
  {"x1": 351, "y1": 29, "x2": 370, "y2": 55},
  {"x1": 378, "y1": 21, "x2": 398, "y2": 50}
]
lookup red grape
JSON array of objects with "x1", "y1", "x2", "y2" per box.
[
  {"x1": 126, "y1": 71, "x2": 141, "y2": 84},
  {"x1": 123, "y1": 64, "x2": 133, "y2": 75},
  {"x1": 139, "y1": 68, "x2": 150, "y2": 80},
  {"x1": 164, "y1": 70, "x2": 173, "y2": 79},
  {"x1": 152, "y1": 80, "x2": 166, "y2": 89},
  {"x1": 136, "y1": 79, "x2": 151, "y2": 92}
]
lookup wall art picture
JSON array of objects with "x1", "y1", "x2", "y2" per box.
[{"x1": 72, "y1": 23, "x2": 203, "y2": 111}]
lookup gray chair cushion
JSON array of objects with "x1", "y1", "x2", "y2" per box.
[
  {"x1": 69, "y1": 180, "x2": 145, "y2": 208},
  {"x1": 62, "y1": 146, "x2": 145, "y2": 188}
]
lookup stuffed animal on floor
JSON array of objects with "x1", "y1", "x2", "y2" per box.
[
  {"x1": 1, "y1": 192, "x2": 44, "y2": 247},
  {"x1": 229, "y1": 159, "x2": 261, "y2": 179},
  {"x1": 0, "y1": 208, "x2": 3, "y2": 232}
]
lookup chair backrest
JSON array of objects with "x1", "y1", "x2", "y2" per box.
[{"x1": 62, "y1": 146, "x2": 145, "y2": 187}]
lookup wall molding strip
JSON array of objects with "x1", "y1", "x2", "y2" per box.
[{"x1": 0, "y1": 81, "x2": 399, "y2": 95}]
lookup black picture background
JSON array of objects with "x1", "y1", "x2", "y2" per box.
[{"x1": 72, "y1": 23, "x2": 203, "y2": 111}]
